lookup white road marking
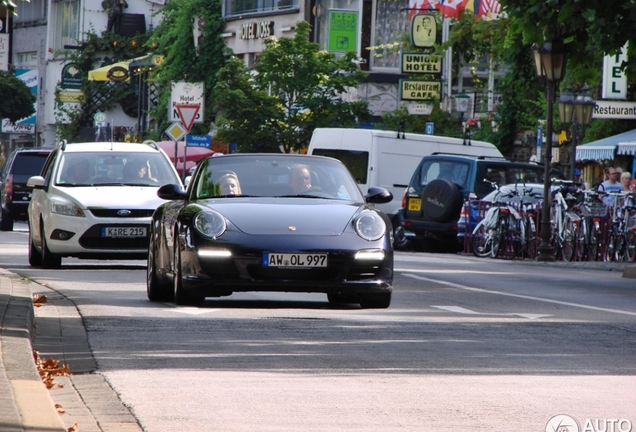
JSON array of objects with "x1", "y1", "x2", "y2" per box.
[
  {"x1": 167, "y1": 304, "x2": 219, "y2": 315},
  {"x1": 403, "y1": 273, "x2": 636, "y2": 317},
  {"x1": 431, "y1": 305, "x2": 551, "y2": 320}
]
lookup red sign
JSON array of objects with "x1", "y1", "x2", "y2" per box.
[{"x1": 175, "y1": 104, "x2": 200, "y2": 132}]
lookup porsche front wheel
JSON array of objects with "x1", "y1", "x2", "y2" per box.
[
  {"x1": 173, "y1": 247, "x2": 204, "y2": 306},
  {"x1": 147, "y1": 227, "x2": 173, "y2": 302}
]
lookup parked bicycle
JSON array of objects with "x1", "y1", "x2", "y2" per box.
[
  {"x1": 604, "y1": 191, "x2": 636, "y2": 262},
  {"x1": 571, "y1": 188, "x2": 608, "y2": 262},
  {"x1": 550, "y1": 179, "x2": 584, "y2": 262},
  {"x1": 471, "y1": 180, "x2": 540, "y2": 259}
]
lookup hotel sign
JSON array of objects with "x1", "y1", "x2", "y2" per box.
[
  {"x1": 401, "y1": 53, "x2": 441, "y2": 74},
  {"x1": 239, "y1": 21, "x2": 273, "y2": 40},
  {"x1": 399, "y1": 80, "x2": 441, "y2": 101}
]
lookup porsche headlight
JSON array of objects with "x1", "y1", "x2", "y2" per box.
[
  {"x1": 193, "y1": 211, "x2": 227, "y2": 239},
  {"x1": 51, "y1": 200, "x2": 85, "y2": 217},
  {"x1": 354, "y1": 211, "x2": 386, "y2": 241}
]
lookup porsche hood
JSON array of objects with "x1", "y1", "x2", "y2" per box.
[{"x1": 200, "y1": 200, "x2": 368, "y2": 236}]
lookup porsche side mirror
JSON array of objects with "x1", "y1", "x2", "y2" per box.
[
  {"x1": 365, "y1": 186, "x2": 393, "y2": 204},
  {"x1": 157, "y1": 183, "x2": 187, "y2": 200}
]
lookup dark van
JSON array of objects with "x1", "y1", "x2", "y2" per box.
[{"x1": 0, "y1": 148, "x2": 52, "y2": 231}]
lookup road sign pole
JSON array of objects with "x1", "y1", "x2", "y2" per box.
[{"x1": 182, "y1": 137, "x2": 188, "y2": 181}]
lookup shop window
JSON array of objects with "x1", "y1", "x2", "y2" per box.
[
  {"x1": 371, "y1": 0, "x2": 409, "y2": 70},
  {"x1": 225, "y1": 0, "x2": 299, "y2": 17}
]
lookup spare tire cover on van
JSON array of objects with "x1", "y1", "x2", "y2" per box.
[{"x1": 421, "y1": 179, "x2": 463, "y2": 223}]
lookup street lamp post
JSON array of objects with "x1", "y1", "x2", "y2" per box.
[
  {"x1": 532, "y1": 39, "x2": 567, "y2": 262},
  {"x1": 557, "y1": 84, "x2": 595, "y2": 181},
  {"x1": 455, "y1": 93, "x2": 471, "y2": 145}
]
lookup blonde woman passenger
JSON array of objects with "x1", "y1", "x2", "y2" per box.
[{"x1": 219, "y1": 173, "x2": 242, "y2": 196}]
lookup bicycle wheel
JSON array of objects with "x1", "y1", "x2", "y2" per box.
[
  {"x1": 491, "y1": 222, "x2": 505, "y2": 258},
  {"x1": 588, "y1": 223, "x2": 600, "y2": 261},
  {"x1": 471, "y1": 223, "x2": 492, "y2": 258},
  {"x1": 561, "y1": 217, "x2": 576, "y2": 262},
  {"x1": 604, "y1": 233, "x2": 617, "y2": 262},
  {"x1": 574, "y1": 219, "x2": 586, "y2": 261},
  {"x1": 626, "y1": 230, "x2": 636, "y2": 262},
  {"x1": 614, "y1": 234, "x2": 627, "y2": 261}
]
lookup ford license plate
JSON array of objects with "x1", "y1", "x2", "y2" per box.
[
  {"x1": 101, "y1": 227, "x2": 147, "y2": 238},
  {"x1": 262, "y1": 253, "x2": 327, "y2": 268}
]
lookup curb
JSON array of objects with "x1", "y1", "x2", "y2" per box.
[
  {"x1": 0, "y1": 268, "x2": 66, "y2": 432},
  {"x1": 624, "y1": 265, "x2": 636, "y2": 279}
]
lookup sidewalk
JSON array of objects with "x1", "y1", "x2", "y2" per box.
[
  {"x1": 0, "y1": 268, "x2": 66, "y2": 432},
  {"x1": 0, "y1": 267, "x2": 143, "y2": 432},
  {"x1": 1, "y1": 261, "x2": 634, "y2": 432}
]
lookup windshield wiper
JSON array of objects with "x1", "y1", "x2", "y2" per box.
[{"x1": 277, "y1": 194, "x2": 329, "y2": 199}]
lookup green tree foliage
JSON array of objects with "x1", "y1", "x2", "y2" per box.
[
  {"x1": 0, "y1": 68, "x2": 35, "y2": 123},
  {"x1": 147, "y1": 0, "x2": 226, "y2": 137},
  {"x1": 498, "y1": 1, "x2": 636, "y2": 143},
  {"x1": 213, "y1": 21, "x2": 370, "y2": 153},
  {"x1": 500, "y1": 0, "x2": 636, "y2": 75}
]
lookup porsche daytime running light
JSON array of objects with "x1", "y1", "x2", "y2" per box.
[
  {"x1": 51, "y1": 201, "x2": 85, "y2": 217},
  {"x1": 193, "y1": 211, "x2": 227, "y2": 239},
  {"x1": 197, "y1": 248, "x2": 232, "y2": 258},
  {"x1": 355, "y1": 249, "x2": 385, "y2": 260},
  {"x1": 354, "y1": 211, "x2": 386, "y2": 241}
]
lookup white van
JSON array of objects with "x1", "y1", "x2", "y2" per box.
[{"x1": 307, "y1": 127, "x2": 504, "y2": 220}]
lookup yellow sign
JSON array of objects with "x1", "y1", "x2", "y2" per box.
[
  {"x1": 400, "y1": 80, "x2": 441, "y2": 101},
  {"x1": 401, "y1": 53, "x2": 442, "y2": 74},
  {"x1": 58, "y1": 92, "x2": 84, "y2": 103},
  {"x1": 165, "y1": 122, "x2": 187, "y2": 142},
  {"x1": 410, "y1": 14, "x2": 437, "y2": 48}
]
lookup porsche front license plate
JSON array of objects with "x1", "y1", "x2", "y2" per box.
[
  {"x1": 101, "y1": 227, "x2": 147, "y2": 238},
  {"x1": 262, "y1": 253, "x2": 328, "y2": 268}
]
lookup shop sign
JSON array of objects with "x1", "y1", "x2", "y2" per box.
[
  {"x1": 399, "y1": 80, "x2": 441, "y2": 101},
  {"x1": 327, "y1": 10, "x2": 358, "y2": 53},
  {"x1": 61, "y1": 63, "x2": 83, "y2": 89},
  {"x1": 410, "y1": 14, "x2": 437, "y2": 48},
  {"x1": 401, "y1": 52, "x2": 441, "y2": 74},
  {"x1": 59, "y1": 92, "x2": 84, "y2": 103},
  {"x1": 239, "y1": 21, "x2": 273, "y2": 40}
]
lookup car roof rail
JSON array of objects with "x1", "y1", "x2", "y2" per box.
[
  {"x1": 142, "y1": 139, "x2": 159, "y2": 151},
  {"x1": 476, "y1": 155, "x2": 507, "y2": 160}
]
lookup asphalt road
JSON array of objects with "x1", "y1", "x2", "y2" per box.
[{"x1": 2, "y1": 222, "x2": 635, "y2": 432}]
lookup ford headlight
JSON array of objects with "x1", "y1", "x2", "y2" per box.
[
  {"x1": 51, "y1": 200, "x2": 84, "y2": 217},
  {"x1": 354, "y1": 211, "x2": 386, "y2": 241},
  {"x1": 193, "y1": 211, "x2": 227, "y2": 239}
]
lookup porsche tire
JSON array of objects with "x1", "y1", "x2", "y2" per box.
[
  {"x1": 147, "y1": 229, "x2": 173, "y2": 302},
  {"x1": 173, "y1": 247, "x2": 204, "y2": 306}
]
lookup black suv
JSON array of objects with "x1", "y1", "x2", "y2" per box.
[
  {"x1": 401, "y1": 153, "x2": 558, "y2": 252},
  {"x1": 0, "y1": 147, "x2": 52, "y2": 231}
]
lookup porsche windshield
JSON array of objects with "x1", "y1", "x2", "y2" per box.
[{"x1": 190, "y1": 155, "x2": 365, "y2": 201}]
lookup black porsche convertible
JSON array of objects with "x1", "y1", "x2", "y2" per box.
[{"x1": 147, "y1": 153, "x2": 394, "y2": 308}]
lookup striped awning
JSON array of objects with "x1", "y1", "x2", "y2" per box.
[
  {"x1": 617, "y1": 142, "x2": 636, "y2": 155},
  {"x1": 576, "y1": 145, "x2": 616, "y2": 161}
]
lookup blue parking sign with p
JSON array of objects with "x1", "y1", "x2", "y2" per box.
[{"x1": 425, "y1": 122, "x2": 434, "y2": 135}]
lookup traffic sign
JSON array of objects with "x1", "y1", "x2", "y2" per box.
[
  {"x1": 93, "y1": 112, "x2": 107, "y2": 127},
  {"x1": 176, "y1": 104, "x2": 200, "y2": 132},
  {"x1": 186, "y1": 134, "x2": 212, "y2": 148},
  {"x1": 165, "y1": 122, "x2": 187, "y2": 142}
]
